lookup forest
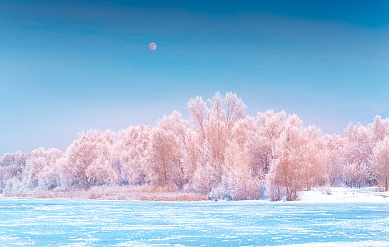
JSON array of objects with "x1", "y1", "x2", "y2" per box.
[{"x1": 1, "y1": 92, "x2": 388, "y2": 201}]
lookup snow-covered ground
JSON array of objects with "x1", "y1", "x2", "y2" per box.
[
  {"x1": 298, "y1": 187, "x2": 389, "y2": 203},
  {"x1": 1, "y1": 188, "x2": 389, "y2": 246}
]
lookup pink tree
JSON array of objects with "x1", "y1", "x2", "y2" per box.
[
  {"x1": 323, "y1": 134, "x2": 344, "y2": 186},
  {"x1": 341, "y1": 123, "x2": 371, "y2": 187},
  {"x1": 149, "y1": 127, "x2": 182, "y2": 188},
  {"x1": 218, "y1": 116, "x2": 264, "y2": 200},
  {"x1": 21, "y1": 148, "x2": 63, "y2": 191},
  {"x1": 188, "y1": 92, "x2": 246, "y2": 194},
  {"x1": 370, "y1": 136, "x2": 389, "y2": 191},
  {"x1": 157, "y1": 111, "x2": 201, "y2": 189},
  {"x1": 369, "y1": 115, "x2": 389, "y2": 143},
  {"x1": 256, "y1": 110, "x2": 287, "y2": 175},
  {"x1": 265, "y1": 115, "x2": 326, "y2": 201},
  {"x1": 223, "y1": 142, "x2": 261, "y2": 200},
  {"x1": 115, "y1": 125, "x2": 153, "y2": 185},
  {"x1": 0, "y1": 151, "x2": 29, "y2": 192},
  {"x1": 341, "y1": 116, "x2": 389, "y2": 187},
  {"x1": 64, "y1": 130, "x2": 117, "y2": 188}
]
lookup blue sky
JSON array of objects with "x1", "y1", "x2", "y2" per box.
[{"x1": 0, "y1": 0, "x2": 388, "y2": 154}]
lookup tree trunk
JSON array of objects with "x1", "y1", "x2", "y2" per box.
[
  {"x1": 285, "y1": 178, "x2": 290, "y2": 201},
  {"x1": 162, "y1": 158, "x2": 167, "y2": 184},
  {"x1": 385, "y1": 162, "x2": 388, "y2": 191}
]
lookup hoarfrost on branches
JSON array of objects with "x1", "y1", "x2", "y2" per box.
[{"x1": 1, "y1": 91, "x2": 389, "y2": 200}]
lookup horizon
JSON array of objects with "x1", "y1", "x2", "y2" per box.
[{"x1": 1, "y1": 0, "x2": 388, "y2": 154}]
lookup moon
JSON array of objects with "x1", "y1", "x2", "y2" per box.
[{"x1": 149, "y1": 43, "x2": 157, "y2": 50}]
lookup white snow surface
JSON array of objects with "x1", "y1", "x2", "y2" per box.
[{"x1": 298, "y1": 187, "x2": 389, "y2": 203}]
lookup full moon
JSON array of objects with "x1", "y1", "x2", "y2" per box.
[{"x1": 149, "y1": 43, "x2": 157, "y2": 50}]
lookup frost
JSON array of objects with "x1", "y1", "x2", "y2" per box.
[{"x1": 1, "y1": 92, "x2": 389, "y2": 201}]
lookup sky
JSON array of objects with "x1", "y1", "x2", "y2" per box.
[{"x1": 0, "y1": 0, "x2": 388, "y2": 154}]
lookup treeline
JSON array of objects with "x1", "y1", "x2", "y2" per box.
[{"x1": 1, "y1": 92, "x2": 389, "y2": 201}]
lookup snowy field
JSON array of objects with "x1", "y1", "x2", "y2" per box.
[{"x1": 1, "y1": 188, "x2": 389, "y2": 246}]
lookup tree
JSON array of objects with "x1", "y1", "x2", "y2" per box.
[
  {"x1": 369, "y1": 115, "x2": 389, "y2": 143},
  {"x1": 115, "y1": 125, "x2": 153, "y2": 185},
  {"x1": 265, "y1": 115, "x2": 325, "y2": 201},
  {"x1": 217, "y1": 116, "x2": 264, "y2": 200},
  {"x1": 0, "y1": 148, "x2": 62, "y2": 193},
  {"x1": 158, "y1": 111, "x2": 206, "y2": 190},
  {"x1": 187, "y1": 95, "x2": 208, "y2": 140},
  {"x1": 370, "y1": 136, "x2": 389, "y2": 191},
  {"x1": 0, "y1": 151, "x2": 29, "y2": 193},
  {"x1": 342, "y1": 162, "x2": 369, "y2": 188},
  {"x1": 265, "y1": 114, "x2": 304, "y2": 201},
  {"x1": 323, "y1": 134, "x2": 344, "y2": 186},
  {"x1": 64, "y1": 130, "x2": 117, "y2": 188},
  {"x1": 256, "y1": 110, "x2": 287, "y2": 175},
  {"x1": 2, "y1": 91, "x2": 388, "y2": 200},
  {"x1": 149, "y1": 128, "x2": 182, "y2": 188},
  {"x1": 341, "y1": 122, "x2": 373, "y2": 187},
  {"x1": 188, "y1": 92, "x2": 246, "y2": 193},
  {"x1": 188, "y1": 92, "x2": 246, "y2": 162},
  {"x1": 222, "y1": 142, "x2": 261, "y2": 200},
  {"x1": 21, "y1": 148, "x2": 62, "y2": 191}
]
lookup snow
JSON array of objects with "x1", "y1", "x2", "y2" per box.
[
  {"x1": 298, "y1": 187, "x2": 389, "y2": 203},
  {"x1": 1, "y1": 188, "x2": 389, "y2": 246}
]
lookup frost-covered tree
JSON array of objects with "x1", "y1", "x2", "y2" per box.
[
  {"x1": 370, "y1": 136, "x2": 389, "y2": 191},
  {"x1": 157, "y1": 111, "x2": 205, "y2": 190},
  {"x1": 342, "y1": 162, "x2": 369, "y2": 188},
  {"x1": 21, "y1": 148, "x2": 62, "y2": 191},
  {"x1": 187, "y1": 95, "x2": 208, "y2": 140},
  {"x1": 323, "y1": 134, "x2": 344, "y2": 186},
  {"x1": 341, "y1": 116, "x2": 389, "y2": 188},
  {"x1": 265, "y1": 115, "x2": 326, "y2": 201},
  {"x1": 266, "y1": 115, "x2": 304, "y2": 201},
  {"x1": 149, "y1": 127, "x2": 182, "y2": 188},
  {"x1": 63, "y1": 130, "x2": 117, "y2": 188},
  {"x1": 210, "y1": 116, "x2": 263, "y2": 200},
  {"x1": 1, "y1": 92, "x2": 388, "y2": 200},
  {"x1": 256, "y1": 110, "x2": 287, "y2": 175},
  {"x1": 222, "y1": 142, "x2": 261, "y2": 200},
  {"x1": 115, "y1": 125, "x2": 153, "y2": 185},
  {"x1": 341, "y1": 122, "x2": 373, "y2": 187},
  {"x1": 0, "y1": 151, "x2": 29, "y2": 192},
  {"x1": 188, "y1": 92, "x2": 246, "y2": 194},
  {"x1": 369, "y1": 115, "x2": 389, "y2": 143},
  {"x1": 188, "y1": 91, "x2": 246, "y2": 162},
  {"x1": 0, "y1": 148, "x2": 62, "y2": 193}
]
